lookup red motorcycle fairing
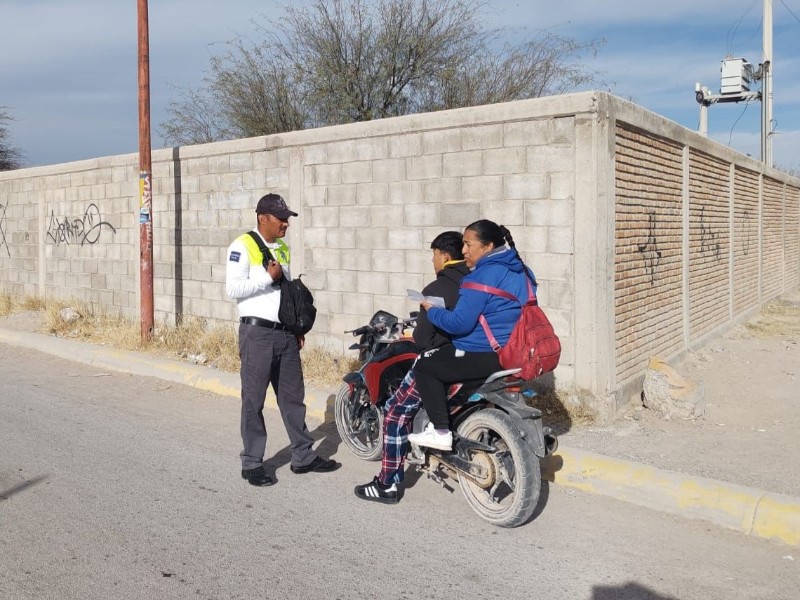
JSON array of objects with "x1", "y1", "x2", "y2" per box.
[{"x1": 360, "y1": 339, "x2": 418, "y2": 403}]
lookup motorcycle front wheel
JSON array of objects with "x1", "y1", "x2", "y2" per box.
[
  {"x1": 334, "y1": 382, "x2": 383, "y2": 461},
  {"x1": 456, "y1": 408, "x2": 541, "y2": 528}
]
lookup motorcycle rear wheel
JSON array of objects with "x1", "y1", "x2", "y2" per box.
[
  {"x1": 334, "y1": 382, "x2": 383, "y2": 461},
  {"x1": 456, "y1": 408, "x2": 541, "y2": 528}
]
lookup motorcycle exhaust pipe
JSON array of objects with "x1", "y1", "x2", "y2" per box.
[{"x1": 543, "y1": 426, "x2": 558, "y2": 455}]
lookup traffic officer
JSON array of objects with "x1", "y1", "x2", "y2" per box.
[{"x1": 225, "y1": 193, "x2": 339, "y2": 486}]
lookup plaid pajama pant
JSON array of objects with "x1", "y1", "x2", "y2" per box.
[{"x1": 378, "y1": 370, "x2": 422, "y2": 485}]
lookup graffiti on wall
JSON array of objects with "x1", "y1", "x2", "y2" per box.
[
  {"x1": 46, "y1": 203, "x2": 117, "y2": 246},
  {"x1": 0, "y1": 201, "x2": 9, "y2": 257},
  {"x1": 637, "y1": 211, "x2": 662, "y2": 285},
  {"x1": 740, "y1": 209, "x2": 753, "y2": 256},
  {"x1": 699, "y1": 206, "x2": 721, "y2": 261}
]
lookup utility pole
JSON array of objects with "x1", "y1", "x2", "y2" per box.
[
  {"x1": 762, "y1": 0, "x2": 773, "y2": 167},
  {"x1": 694, "y1": 0, "x2": 774, "y2": 167},
  {"x1": 137, "y1": 0, "x2": 154, "y2": 341}
]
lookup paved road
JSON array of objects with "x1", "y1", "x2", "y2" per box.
[{"x1": 1, "y1": 343, "x2": 797, "y2": 600}]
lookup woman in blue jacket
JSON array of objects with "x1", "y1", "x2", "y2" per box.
[{"x1": 407, "y1": 219, "x2": 536, "y2": 451}]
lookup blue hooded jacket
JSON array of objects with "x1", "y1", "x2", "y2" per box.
[{"x1": 426, "y1": 246, "x2": 537, "y2": 352}]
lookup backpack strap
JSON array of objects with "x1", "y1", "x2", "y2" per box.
[
  {"x1": 460, "y1": 280, "x2": 537, "y2": 353},
  {"x1": 461, "y1": 279, "x2": 538, "y2": 305},
  {"x1": 461, "y1": 281, "x2": 517, "y2": 302},
  {"x1": 246, "y1": 230, "x2": 275, "y2": 266}
]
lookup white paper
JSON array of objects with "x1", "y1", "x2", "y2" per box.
[{"x1": 407, "y1": 289, "x2": 446, "y2": 308}]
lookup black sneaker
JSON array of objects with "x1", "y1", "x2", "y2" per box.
[{"x1": 354, "y1": 477, "x2": 400, "y2": 504}]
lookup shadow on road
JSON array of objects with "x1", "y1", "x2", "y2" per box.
[
  {"x1": 0, "y1": 475, "x2": 48, "y2": 500},
  {"x1": 593, "y1": 582, "x2": 680, "y2": 600},
  {"x1": 265, "y1": 396, "x2": 343, "y2": 478}
]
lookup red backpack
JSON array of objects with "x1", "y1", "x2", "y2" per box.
[{"x1": 461, "y1": 277, "x2": 561, "y2": 380}]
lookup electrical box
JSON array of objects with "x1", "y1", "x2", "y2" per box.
[{"x1": 720, "y1": 58, "x2": 752, "y2": 95}]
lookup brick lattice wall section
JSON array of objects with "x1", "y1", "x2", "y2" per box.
[
  {"x1": 762, "y1": 178, "x2": 784, "y2": 301},
  {"x1": 785, "y1": 185, "x2": 800, "y2": 291},
  {"x1": 688, "y1": 149, "x2": 731, "y2": 339},
  {"x1": 733, "y1": 167, "x2": 760, "y2": 315},
  {"x1": 614, "y1": 125, "x2": 684, "y2": 384}
]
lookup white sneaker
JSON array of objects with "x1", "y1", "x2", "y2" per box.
[{"x1": 407, "y1": 423, "x2": 453, "y2": 451}]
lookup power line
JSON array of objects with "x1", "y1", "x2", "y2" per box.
[
  {"x1": 727, "y1": 98, "x2": 754, "y2": 147},
  {"x1": 778, "y1": 0, "x2": 800, "y2": 25},
  {"x1": 725, "y1": 0, "x2": 759, "y2": 56}
]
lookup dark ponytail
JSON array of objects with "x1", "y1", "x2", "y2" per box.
[{"x1": 499, "y1": 225, "x2": 516, "y2": 251}]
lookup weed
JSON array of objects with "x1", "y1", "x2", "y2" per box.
[{"x1": 4, "y1": 294, "x2": 355, "y2": 389}]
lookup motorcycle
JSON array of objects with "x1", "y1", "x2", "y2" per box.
[{"x1": 334, "y1": 309, "x2": 558, "y2": 528}]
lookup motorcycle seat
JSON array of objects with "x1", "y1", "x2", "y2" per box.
[{"x1": 484, "y1": 368, "x2": 522, "y2": 383}]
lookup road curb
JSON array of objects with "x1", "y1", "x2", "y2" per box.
[
  {"x1": 0, "y1": 328, "x2": 334, "y2": 420},
  {"x1": 2, "y1": 326, "x2": 798, "y2": 546},
  {"x1": 543, "y1": 447, "x2": 800, "y2": 546}
]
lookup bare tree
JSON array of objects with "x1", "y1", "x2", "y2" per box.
[
  {"x1": 161, "y1": 0, "x2": 601, "y2": 145},
  {"x1": 0, "y1": 107, "x2": 23, "y2": 171}
]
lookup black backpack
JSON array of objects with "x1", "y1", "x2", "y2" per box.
[{"x1": 246, "y1": 232, "x2": 317, "y2": 336}]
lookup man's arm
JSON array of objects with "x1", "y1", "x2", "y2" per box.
[{"x1": 225, "y1": 239, "x2": 271, "y2": 299}]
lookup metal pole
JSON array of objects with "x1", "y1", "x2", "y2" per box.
[
  {"x1": 762, "y1": 0, "x2": 773, "y2": 167},
  {"x1": 699, "y1": 103, "x2": 708, "y2": 137},
  {"x1": 137, "y1": 0, "x2": 154, "y2": 341}
]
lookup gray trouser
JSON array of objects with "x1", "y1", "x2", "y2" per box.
[{"x1": 238, "y1": 323, "x2": 316, "y2": 470}]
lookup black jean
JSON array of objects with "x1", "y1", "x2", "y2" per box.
[{"x1": 413, "y1": 344, "x2": 501, "y2": 430}]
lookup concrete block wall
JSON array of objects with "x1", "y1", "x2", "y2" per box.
[
  {"x1": 0, "y1": 157, "x2": 138, "y2": 311},
  {"x1": 150, "y1": 140, "x2": 289, "y2": 326},
  {"x1": 297, "y1": 115, "x2": 577, "y2": 357},
  {"x1": 1, "y1": 91, "x2": 799, "y2": 412}
]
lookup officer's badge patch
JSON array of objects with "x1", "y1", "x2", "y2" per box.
[{"x1": 229, "y1": 251, "x2": 241, "y2": 262}]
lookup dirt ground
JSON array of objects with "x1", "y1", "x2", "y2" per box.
[
  {"x1": 560, "y1": 289, "x2": 800, "y2": 497},
  {"x1": 2, "y1": 289, "x2": 799, "y2": 498}
]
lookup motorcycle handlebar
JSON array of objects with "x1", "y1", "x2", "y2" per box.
[
  {"x1": 345, "y1": 325, "x2": 371, "y2": 336},
  {"x1": 345, "y1": 315, "x2": 416, "y2": 336}
]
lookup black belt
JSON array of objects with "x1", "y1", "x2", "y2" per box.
[{"x1": 240, "y1": 316, "x2": 286, "y2": 330}]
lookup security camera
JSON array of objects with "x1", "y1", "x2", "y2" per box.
[{"x1": 694, "y1": 83, "x2": 711, "y2": 104}]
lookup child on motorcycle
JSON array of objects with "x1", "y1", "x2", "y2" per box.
[{"x1": 354, "y1": 231, "x2": 469, "y2": 504}]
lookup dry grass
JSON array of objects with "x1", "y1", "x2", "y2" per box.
[
  {"x1": 2, "y1": 293, "x2": 355, "y2": 389},
  {"x1": 0, "y1": 292, "x2": 48, "y2": 316},
  {"x1": 745, "y1": 299, "x2": 800, "y2": 338}
]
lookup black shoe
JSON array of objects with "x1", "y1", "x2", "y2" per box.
[
  {"x1": 241, "y1": 465, "x2": 275, "y2": 487},
  {"x1": 290, "y1": 456, "x2": 341, "y2": 474},
  {"x1": 354, "y1": 477, "x2": 400, "y2": 504}
]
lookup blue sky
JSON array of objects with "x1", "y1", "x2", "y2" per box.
[{"x1": 2, "y1": 0, "x2": 799, "y2": 172}]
